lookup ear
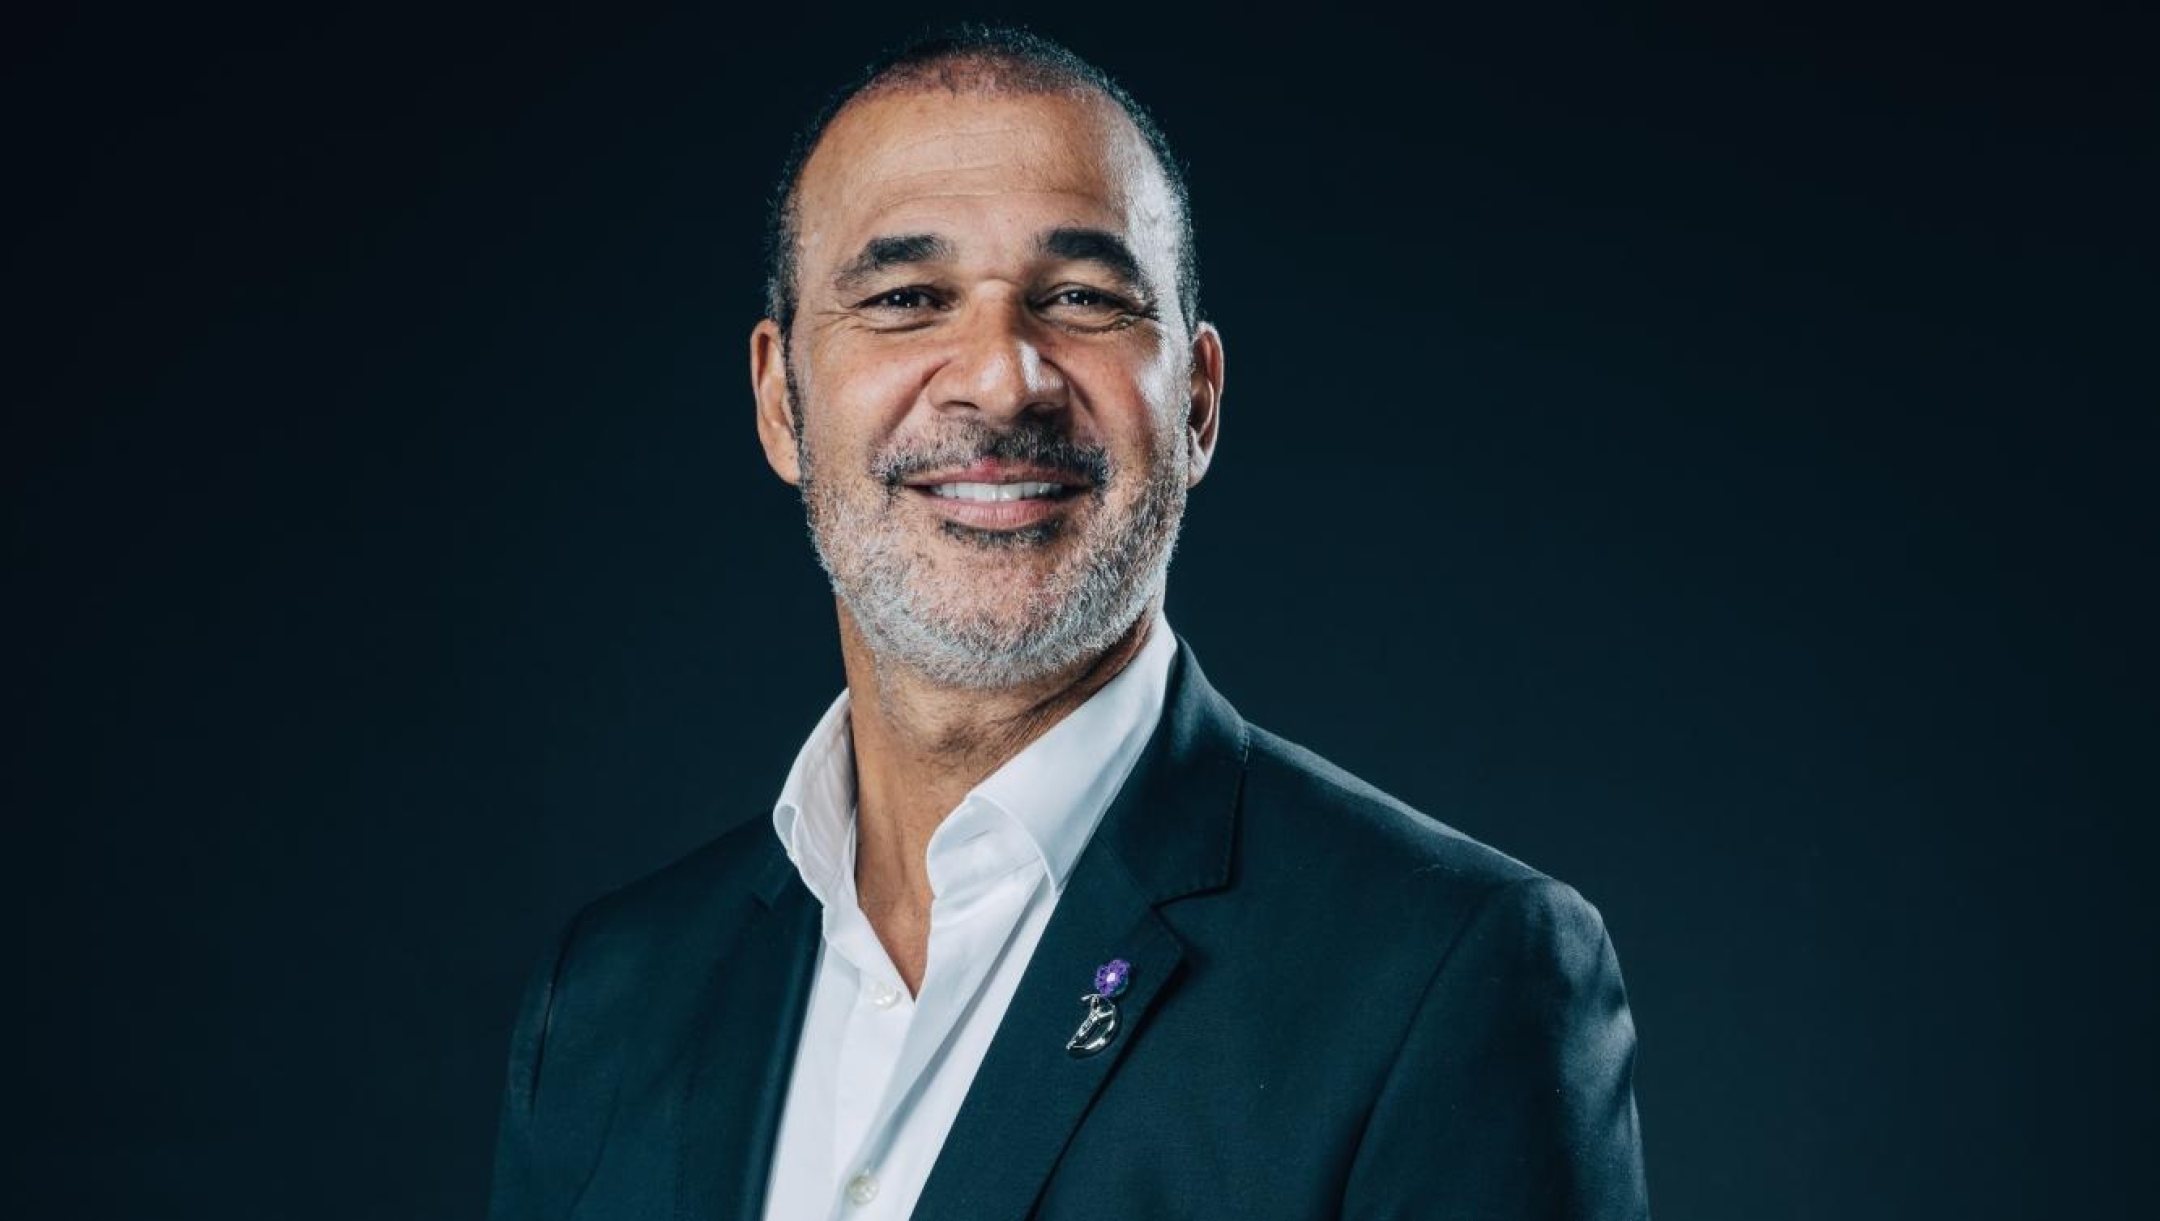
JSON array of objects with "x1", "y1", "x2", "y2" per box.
[
  {"x1": 751, "y1": 318, "x2": 802, "y2": 486},
  {"x1": 1183, "y1": 321, "x2": 1225, "y2": 488}
]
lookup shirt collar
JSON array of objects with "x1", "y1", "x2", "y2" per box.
[{"x1": 770, "y1": 607, "x2": 1177, "y2": 909}]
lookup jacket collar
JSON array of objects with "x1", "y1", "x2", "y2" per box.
[
  {"x1": 703, "y1": 630, "x2": 1249, "y2": 1221},
  {"x1": 763, "y1": 604, "x2": 1180, "y2": 913},
  {"x1": 750, "y1": 627, "x2": 1246, "y2": 913},
  {"x1": 911, "y1": 631, "x2": 1249, "y2": 1218}
]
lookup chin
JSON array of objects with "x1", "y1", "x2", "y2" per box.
[{"x1": 850, "y1": 594, "x2": 1085, "y2": 686}]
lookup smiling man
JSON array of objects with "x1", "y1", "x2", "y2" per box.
[{"x1": 486, "y1": 26, "x2": 1648, "y2": 1221}]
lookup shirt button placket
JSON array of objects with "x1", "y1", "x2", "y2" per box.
[{"x1": 845, "y1": 1169, "x2": 879, "y2": 1206}]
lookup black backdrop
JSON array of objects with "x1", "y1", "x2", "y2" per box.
[{"x1": 11, "y1": 4, "x2": 2155, "y2": 1218}]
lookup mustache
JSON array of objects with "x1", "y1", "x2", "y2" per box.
[{"x1": 871, "y1": 420, "x2": 1110, "y2": 489}]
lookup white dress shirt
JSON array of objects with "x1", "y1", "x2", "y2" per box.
[{"x1": 759, "y1": 609, "x2": 1177, "y2": 1221}]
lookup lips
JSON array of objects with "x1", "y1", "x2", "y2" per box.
[
  {"x1": 900, "y1": 460, "x2": 1091, "y2": 532},
  {"x1": 900, "y1": 459, "x2": 1093, "y2": 490}
]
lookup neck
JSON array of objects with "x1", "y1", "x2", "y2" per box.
[{"x1": 836, "y1": 597, "x2": 1161, "y2": 916}]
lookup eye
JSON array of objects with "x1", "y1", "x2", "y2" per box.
[
  {"x1": 1040, "y1": 285, "x2": 1145, "y2": 328},
  {"x1": 862, "y1": 287, "x2": 939, "y2": 311}
]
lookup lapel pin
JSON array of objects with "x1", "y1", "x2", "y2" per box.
[{"x1": 1067, "y1": 958, "x2": 1131, "y2": 1058}]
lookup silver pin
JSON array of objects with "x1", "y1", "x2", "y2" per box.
[{"x1": 1066, "y1": 993, "x2": 1119, "y2": 1057}]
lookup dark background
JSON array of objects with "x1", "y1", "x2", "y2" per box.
[{"x1": 9, "y1": 3, "x2": 2154, "y2": 1217}]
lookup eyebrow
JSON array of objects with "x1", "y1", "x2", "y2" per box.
[
  {"x1": 826, "y1": 227, "x2": 1155, "y2": 300},
  {"x1": 1038, "y1": 227, "x2": 1149, "y2": 295},
  {"x1": 831, "y1": 233, "x2": 955, "y2": 295}
]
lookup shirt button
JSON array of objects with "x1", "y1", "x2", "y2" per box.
[
  {"x1": 845, "y1": 1170, "x2": 879, "y2": 1205},
  {"x1": 869, "y1": 982, "x2": 900, "y2": 1010}
]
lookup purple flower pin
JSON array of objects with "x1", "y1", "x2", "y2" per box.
[
  {"x1": 1093, "y1": 958, "x2": 1132, "y2": 999},
  {"x1": 1070, "y1": 959, "x2": 1131, "y2": 1056}
]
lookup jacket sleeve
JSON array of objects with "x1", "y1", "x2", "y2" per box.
[
  {"x1": 1340, "y1": 877, "x2": 1650, "y2": 1220},
  {"x1": 486, "y1": 918, "x2": 577, "y2": 1221}
]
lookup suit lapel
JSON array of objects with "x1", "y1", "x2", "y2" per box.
[
  {"x1": 675, "y1": 846, "x2": 821, "y2": 1221},
  {"x1": 911, "y1": 633, "x2": 1252, "y2": 1220}
]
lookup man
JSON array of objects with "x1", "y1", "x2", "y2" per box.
[{"x1": 487, "y1": 26, "x2": 1648, "y2": 1221}]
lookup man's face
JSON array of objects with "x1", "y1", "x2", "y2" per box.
[{"x1": 752, "y1": 87, "x2": 1223, "y2": 689}]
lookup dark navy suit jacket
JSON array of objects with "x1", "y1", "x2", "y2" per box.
[{"x1": 487, "y1": 634, "x2": 1650, "y2": 1220}]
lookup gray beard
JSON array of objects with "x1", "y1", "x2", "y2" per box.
[{"x1": 791, "y1": 377, "x2": 1186, "y2": 690}]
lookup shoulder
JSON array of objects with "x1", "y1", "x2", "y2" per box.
[
  {"x1": 1231, "y1": 720, "x2": 1611, "y2": 966},
  {"x1": 521, "y1": 815, "x2": 781, "y2": 1041},
  {"x1": 1241, "y1": 720, "x2": 1547, "y2": 889},
  {"x1": 562, "y1": 813, "x2": 779, "y2": 957}
]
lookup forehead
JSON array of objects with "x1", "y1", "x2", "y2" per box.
[{"x1": 794, "y1": 88, "x2": 1176, "y2": 279}]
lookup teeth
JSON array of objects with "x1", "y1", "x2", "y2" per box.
[{"x1": 929, "y1": 481, "x2": 1064, "y2": 502}]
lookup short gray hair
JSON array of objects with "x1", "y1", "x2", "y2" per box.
[{"x1": 761, "y1": 23, "x2": 1201, "y2": 339}]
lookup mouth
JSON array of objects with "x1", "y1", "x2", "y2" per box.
[{"x1": 900, "y1": 461, "x2": 1093, "y2": 532}]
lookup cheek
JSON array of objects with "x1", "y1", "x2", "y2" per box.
[
  {"x1": 1063, "y1": 343, "x2": 1183, "y2": 425},
  {"x1": 844, "y1": 348, "x2": 938, "y2": 411},
  {"x1": 800, "y1": 342, "x2": 938, "y2": 455},
  {"x1": 1139, "y1": 351, "x2": 1187, "y2": 416}
]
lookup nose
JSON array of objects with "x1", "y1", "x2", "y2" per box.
[{"x1": 924, "y1": 290, "x2": 1071, "y2": 421}]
